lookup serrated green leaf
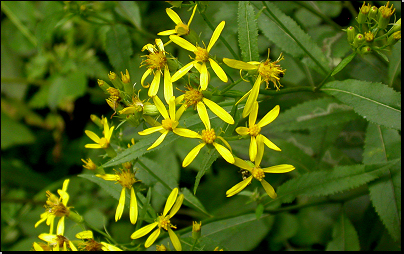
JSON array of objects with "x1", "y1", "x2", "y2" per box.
[
  {"x1": 388, "y1": 42, "x2": 401, "y2": 87},
  {"x1": 270, "y1": 97, "x2": 358, "y2": 132},
  {"x1": 268, "y1": 160, "x2": 400, "y2": 206},
  {"x1": 321, "y1": 79, "x2": 401, "y2": 130},
  {"x1": 326, "y1": 212, "x2": 360, "y2": 250},
  {"x1": 331, "y1": 51, "x2": 356, "y2": 76},
  {"x1": 363, "y1": 123, "x2": 401, "y2": 241},
  {"x1": 258, "y1": 2, "x2": 330, "y2": 75},
  {"x1": 238, "y1": 1, "x2": 259, "y2": 62},
  {"x1": 116, "y1": 1, "x2": 142, "y2": 30},
  {"x1": 181, "y1": 187, "x2": 211, "y2": 217},
  {"x1": 105, "y1": 24, "x2": 132, "y2": 73}
]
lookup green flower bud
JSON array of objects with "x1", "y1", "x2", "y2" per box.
[
  {"x1": 378, "y1": 1, "x2": 395, "y2": 30},
  {"x1": 353, "y1": 33, "x2": 365, "y2": 48},
  {"x1": 68, "y1": 211, "x2": 84, "y2": 224},
  {"x1": 358, "y1": 2, "x2": 371, "y2": 24},
  {"x1": 108, "y1": 71, "x2": 124, "y2": 90},
  {"x1": 387, "y1": 31, "x2": 401, "y2": 46},
  {"x1": 360, "y1": 46, "x2": 372, "y2": 54},
  {"x1": 97, "y1": 79, "x2": 111, "y2": 93},
  {"x1": 368, "y1": 6, "x2": 378, "y2": 21},
  {"x1": 192, "y1": 221, "x2": 202, "y2": 240},
  {"x1": 90, "y1": 114, "x2": 104, "y2": 128},
  {"x1": 347, "y1": 26, "x2": 356, "y2": 43},
  {"x1": 143, "y1": 103, "x2": 159, "y2": 116}
]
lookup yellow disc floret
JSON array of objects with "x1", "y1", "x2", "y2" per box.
[
  {"x1": 251, "y1": 167, "x2": 265, "y2": 181},
  {"x1": 201, "y1": 129, "x2": 216, "y2": 144},
  {"x1": 143, "y1": 51, "x2": 167, "y2": 70},
  {"x1": 184, "y1": 86, "x2": 203, "y2": 107},
  {"x1": 116, "y1": 168, "x2": 137, "y2": 189},
  {"x1": 194, "y1": 47, "x2": 209, "y2": 62},
  {"x1": 162, "y1": 118, "x2": 177, "y2": 131},
  {"x1": 248, "y1": 125, "x2": 261, "y2": 137},
  {"x1": 175, "y1": 23, "x2": 190, "y2": 36},
  {"x1": 258, "y1": 55, "x2": 286, "y2": 90}
]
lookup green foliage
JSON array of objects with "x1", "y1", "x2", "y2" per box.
[
  {"x1": 105, "y1": 24, "x2": 133, "y2": 73},
  {"x1": 237, "y1": 1, "x2": 259, "y2": 62},
  {"x1": 326, "y1": 212, "x2": 360, "y2": 250}
]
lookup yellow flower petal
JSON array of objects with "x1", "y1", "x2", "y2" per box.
[
  {"x1": 176, "y1": 94, "x2": 185, "y2": 104},
  {"x1": 183, "y1": 143, "x2": 205, "y2": 167},
  {"x1": 131, "y1": 222, "x2": 159, "y2": 239},
  {"x1": 173, "y1": 128, "x2": 201, "y2": 139},
  {"x1": 257, "y1": 105, "x2": 280, "y2": 127},
  {"x1": 130, "y1": 187, "x2": 138, "y2": 224},
  {"x1": 58, "y1": 189, "x2": 69, "y2": 206},
  {"x1": 105, "y1": 125, "x2": 114, "y2": 142},
  {"x1": 196, "y1": 102, "x2": 211, "y2": 130},
  {"x1": 56, "y1": 216, "x2": 65, "y2": 235},
  {"x1": 170, "y1": 35, "x2": 197, "y2": 52},
  {"x1": 261, "y1": 135, "x2": 281, "y2": 151},
  {"x1": 33, "y1": 242, "x2": 43, "y2": 251},
  {"x1": 202, "y1": 98, "x2": 234, "y2": 124},
  {"x1": 209, "y1": 58, "x2": 228, "y2": 82},
  {"x1": 163, "y1": 188, "x2": 179, "y2": 216},
  {"x1": 255, "y1": 135, "x2": 265, "y2": 166},
  {"x1": 101, "y1": 242, "x2": 123, "y2": 251},
  {"x1": 85, "y1": 130, "x2": 101, "y2": 143},
  {"x1": 119, "y1": 106, "x2": 137, "y2": 115},
  {"x1": 115, "y1": 188, "x2": 125, "y2": 221},
  {"x1": 96, "y1": 173, "x2": 118, "y2": 181},
  {"x1": 216, "y1": 136, "x2": 232, "y2": 152},
  {"x1": 171, "y1": 61, "x2": 195, "y2": 82},
  {"x1": 226, "y1": 176, "x2": 253, "y2": 197},
  {"x1": 147, "y1": 131, "x2": 168, "y2": 150},
  {"x1": 213, "y1": 142, "x2": 235, "y2": 164},
  {"x1": 35, "y1": 213, "x2": 48, "y2": 228},
  {"x1": 85, "y1": 144, "x2": 102, "y2": 149},
  {"x1": 262, "y1": 164, "x2": 295, "y2": 173},
  {"x1": 234, "y1": 157, "x2": 252, "y2": 170},
  {"x1": 235, "y1": 89, "x2": 251, "y2": 105},
  {"x1": 169, "y1": 194, "x2": 184, "y2": 218},
  {"x1": 223, "y1": 58, "x2": 258, "y2": 70},
  {"x1": 249, "y1": 101, "x2": 258, "y2": 127},
  {"x1": 38, "y1": 233, "x2": 56, "y2": 243},
  {"x1": 168, "y1": 96, "x2": 176, "y2": 120},
  {"x1": 207, "y1": 21, "x2": 225, "y2": 52},
  {"x1": 75, "y1": 230, "x2": 93, "y2": 239},
  {"x1": 261, "y1": 179, "x2": 277, "y2": 199},
  {"x1": 62, "y1": 179, "x2": 69, "y2": 192},
  {"x1": 153, "y1": 95, "x2": 169, "y2": 119},
  {"x1": 249, "y1": 136, "x2": 257, "y2": 162},
  {"x1": 188, "y1": 4, "x2": 198, "y2": 26},
  {"x1": 157, "y1": 29, "x2": 177, "y2": 36},
  {"x1": 69, "y1": 241, "x2": 78, "y2": 251},
  {"x1": 138, "y1": 126, "x2": 165, "y2": 135},
  {"x1": 168, "y1": 227, "x2": 182, "y2": 251},
  {"x1": 166, "y1": 8, "x2": 183, "y2": 25},
  {"x1": 164, "y1": 66, "x2": 173, "y2": 104},
  {"x1": 148, "y1": 71, "x2": 160, "y2": 97},
  {"x1": 141, "y1": 68, "x2": 152, "y2": 87},
  {"x1": 236, "y1": 126, "x2": 249, "y2": 135},
  {"x1": 242, "y1": 75, "x2": 261, "y2": 118},
  {"x1": 145, "y1": 228, "x2": 161, "y2": 248},
  {"x1": 176, "y1": 104, "x2": 186, "y2": 121},
  {"x1": 200, "y1": 62, "x2": 209, "y2": 90},
  {"x1": 156, "y1": 38, "x2": 164, "y2": 52}
]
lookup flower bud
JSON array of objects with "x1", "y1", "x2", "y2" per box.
[
  {"x1": 108, "y1": 71, "x2": 124, "y2": 90},
  {"x1": 378, "y1": 1, "x2": 395, "y2": 30},
  {"x1": 353, "y1": 33, "x2": 365, "y2": 48},
  {"x1": 192, "y1": 221, "x2": 202, "y2": 240},
  {"x1": 358, "y1": 2, "x2": 371, "y2": 24},
  {"x1": 347, "y1": 26, "x2": 356, "y2": 43},
  {"x1": 90, "y1": 114, "x2": 104, "y2": 128},
  {"x1": 97, "y1": 79, "x2": 111, "y2": 93},
  {"x1": 368, "y1": 6, "x2": 378, "y2": 21},
  {"x1": 360, "y1": 46, "x2": 372, "y2": 55},
  {"x1": 143, "y1": 103, "x2": 159, "y2": 116},
  {"x1": 387, "y1": 31, "x2": 401, "y2": 46}
]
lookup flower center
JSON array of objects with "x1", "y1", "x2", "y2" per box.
[
  {"x1": 145, "y1": 51, "x2": 167, "y2": 70},
  {"x1": 162, "y1": 118, "x2": 177, "y2": 131},
  {"x1": 248, "y1": 125, "x2": 261, "y2": 137},
  {"x1": 158, "y1": 215, "x2": 176, "y2": 231},
  {"x1": 99, "y1": 137, "x2": 109, "y2": 149},
  {"x1": 107, "y1": 87, "x2": 120, "y2": 97},
  {"x1": 85, "y1": 239, "x2": 103, "y2": 251},
  {"x1": 175, "y1": 23, "x2": 190, "y2": 36},
  {"x1": 45, "y1": 191, "x2": 70, "y2": 217},
  {"x1": 258, "y1": 59, "x2": 285, "y2": 90},
  {"x1": 117, "y1": 168, "x2": 137, "y2": 189},
  {"x1": 251, "y1": 167, "x2": 265, "y2": 181},
  {"x1": 380, "y1": 2, "x2": 395, "y2": 18},
  {"x1": 201, "y1": 129, "x2": 216, "y2": 144},
  {"x1": 55, "y1": 235, "x2": 69, "y2": 248},
  {"x1": 194, "y1": 47, "x2": 209, "y2": 62},
  {"x1": 184, "y1": 87, "x2": 203, "y2": 107},
  {"x1": 364, "y1": 31, "x2": 374, "y2": 42}
]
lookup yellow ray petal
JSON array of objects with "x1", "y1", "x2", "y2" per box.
[
  {"x1": 115, "y1": 188, "x2": 125, "y2": 221},
  {"x1": 168, "y1": 95, "x2": 176, "y2": 120},
  {"x1": 209, "y1": 58, "x2": 228, "y2": 82},
  {"x1": 156, "y1": 38, "x2": 164, "y2": 52},
  {"x1": 242, "y1": 75, "x2": 261, "y2": 118},
  {"x1": 158, "y1": 29, "x2": 177, "y2": 36},
  {"x1": 119, "y1": 106, "x2": 137, "y2": 114},
  {"x1": 141, "y1": 68, "x2": 152, "y2": 87},
  {"x1": 130, "y1": 187, "x2": 138, "y2": 224},
  {"x1": 249, "y1": 101, "x2": 258, "y2": 127},
  {"x1": 261, "y1": 179, "x2": 277, "y2": 199},
  {"x1": 96, "y1": 174, "x2": 118, "y2": 181},
  {"x1": 234, "y1": 157, "x2": 252, "y2": 170},
  {"x1": 213, "y1": 142, "x2": 235, "y2": 164},
  {"x1": 255, "y1": 135, "x2": 265, "y2": 167},
  {"x1": 196, "y1": 102, "x2": 211, "y2": 130},
  {"x1": 164, "y1": 66, "x2": 173, "y2": 104},
  {"x1": 84, "y1": 144, "x2": 102, "y2": 149},
  {"x1": 171, "y1": 61, "x2": 195, "y2": 82},
  {"x1": 69, "y1": 241, "x2": 78, "y2": 251},
  {"x1": 169, "y1": 194, "x2": 184, "y2": 218},
  {"x1": 217, "y1": 136, "x2": 232, "y2": 152},
  {"x1": 105, "y1": 125, "x2": 114, "y2": 141},
  {"x1": 263, "y1": 164, "x2": 295, "y2": 173},
  {"x1": 138, "y1": 126, "x2": 165, "y2": 135},
  {"x1": 235, "y1": 89, "x2": 251, "y2": 105},
  {"x1": 261, "y1": 135, "x2": 281, "y2": 151},
  {"x1": 62, "y1": 179, "x2": 69, "y2": 191},
  {"x1": 131, "y1": 222, "x2": 159, "y2": 239},
  {"x1": 173, "y1": 128, "x2": 201, "y2": 139},
  {"x1": 101, "y1": 242, "x2": 123, "y2": 251},
  {"x1": 188, "y1": 4, "x2": 197, "y2": 26},
  {"x1": 226, "y1": 176, "x2": 253, "y2": 197},
  {"x1": 166, "y1": 8, "x2": 182, "y2": 25},
  {"x1": 182, "y1": 143, "x2": 205, "y2": 167},
  {"x1": 200, "y1": 62, "x2": 209, "y2": 90},
  {"x1": 163, "y1": 188, "x2": 179, "y2": 216},
  {"x1": 257, "y1": 105, "x2": 280, "y2": 127},
  {"x1": 145, "y1": 228, "x2": 161, "y2": 248},
  {"x1": 147, "y1": 131, "x2": 168, "y2": 150},
  {"x1": 223, "y1": 58, "x2": 258, "y2": 70},
  {"x1": 235, "y1": 126, "x2": 249, "y2": 135},
  {"x1": 249, "y1": 136, "x2": 257, "y2": 162},
  {"x1": 148, "y1": 71, "x2": 161, "y2": 97},
  {"x1": 176, "y1": 104, "x2": 186, "y2": 120},
  {"x1": 207, "y1": 21, "x2": 225, "y2": 52},
  {"x1": 153, "y1": 95, "x2": 169, "y2": 119},
  {"x1": 85, "y1": 130, "x2": 101, "y2": 143},
  {"x1": 75, "y1": 230, "x2": 93, "y2": 240},
  {"x1": 168, "y1": 227, "x2": 182, "y2": 251},
  {"x1": 170, "y1": 35, "x2": 197, "y2": 52},
  {"x1": 38, "y1": 233, "x2": 56, "y2": 243},
  {"x1": 56, "y1": 216, "x2": 65, "y2": 236}
]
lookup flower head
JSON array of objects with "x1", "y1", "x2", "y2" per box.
[
  {"x1": 226, "y1": 138, "x2": 295, "y2": 198},
  {"x1": 170, "y1": 21, "x2": 228, "y2": 91},
  {"x1": 85, "y1": 118, "x2": 114, "y2": 149},
  {"x1": 81, "y1": 158, "x2": 97, "y2": 170},
  {"x1": 131, "y1": 188, "x2": 184, "y2": 251},
  {"x1": 158, "y1": 5, "x2": 198, "y2": 37},
  {"x1": 236, "y1": 102, "x2": 281, "y2": 161},
  {"x1": 141, "y1": 39, "x2": 173, "y2": 103},
  {"x1": 75, "y1": 230, "x2": 122, "y2": 251},
  {"x1": 38, "y1": 233, "x2": 77, "y2": 251}
]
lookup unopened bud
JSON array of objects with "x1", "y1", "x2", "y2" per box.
[
  {"x1": 361, "y1": 46, "x2": 372, "y2": 54},
  {"x1": 353, "y1": 33, "x2": 365, "y2": 48},
  {"x1": 192, "y1": 221, "x2": 202, "y2": 240},
  {"x1": 391, "y1": 18, "x2": 401, "y2": 33},
  {"x1": 378, "y1": 1, "x2": 395, "y2": 30},
  {"x1": 387, "y1": 31, "x2": 401, "y2": 46},
  {"x1": 143, "y1": 103, "x2": 159, "y2": 116},
  {"x1": 358, "y1": 2, "x2": 371, "y2": 24},
  {"x1": 98, "y1": 79, "x2": 111, "y2": 93},
  {"x1": 90, "y1": 114, "x2": 103, "y2": 128},
  {"x1": 347, "y1": 26, "x2": 356, "y2": 43},
  {"x1": 368, "y1": 6, "x2": 378, "y2": 21},
  {"x1": 108, "y1": 71, "x2": 124, "y2": 90}
]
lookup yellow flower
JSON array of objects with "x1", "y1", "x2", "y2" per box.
[
  {"x1": 226, "y1": 137, "x2": 295, "y2": 198},
  {"x1": 176, "y1": 85, "x2": 234, "y2": 124},
  {"x1": 85, "y1": 118, "x2": 114, "y2": 149},
  {"x1": 223, "y1": 49, "x2": 285, "y2": 118},
  {"x1": 32, "y1": 242, "x2": 51, "y2": 251},
  {"x1": 75, "y1": 230, "x2": 122, "y2": 251},
  {"x1": 96, "y1": 168, "x2": 139, "y2": 224},
  {"x1": 131, "y1": 188, "x2": 184, "y2": 251},
  {"x1": 236, "y1": 101, "x2": 281, "y2": 162},
  {"x1": 158, "y1": 5, "x2": 198, "y2": 37},
  {"x1": 35, "y1": 179, "x2": 71, "y2": 235},
  {"x1": 141, "y1": 39, "x2": 173, "y2": 103},
  {"x1": 81, "y1": 158, "x2": 97, "y2": 170},
  {"x1": 38, "y1": 233, "x2": 77, "y2": 251},
  {"x1": 138, "y1": 96, "x2": 194, "y2": 150},
  {"x1": 170, "y1": 21, "x2": 228, "y2": 91},
  {"x1": 176, "y1": 102, "x2": 235, "y2": 167}
]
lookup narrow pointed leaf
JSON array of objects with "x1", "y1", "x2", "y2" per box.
[{"x1": 238, "y1": 1, "x2": 259, "y2": 62}]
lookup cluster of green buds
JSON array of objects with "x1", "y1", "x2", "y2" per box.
[
  {"x1": 97, "y1": 70, "x2": 159, "y2": 127},
  {"x1": 345, "y1": 1, "x2": 400, "y2": 56}
]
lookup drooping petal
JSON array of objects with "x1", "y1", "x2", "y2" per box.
[
  {"x1": 145, "y1": 228, "x2": 161, "y2": 248},
  {"x1": 209, "y1": 58, "x2": 228, "y2": 82},
  {"x1": 38, "y1": 233, "x2": 57, "y2": 243},
  {"x1": 173, "y1": 128, "x2": 201, "y2": 139},
  {"x1": 147, "y1": 131, "x2": 168, "y2": 150},
  {"x1": 200, "y1": 62, "x2": 209, "y2": 90},
  {"x1": 260, "y1": 179, "x2": 277, "y2": 199},
  {"x1": 115, "y1": 188, "x2": 125, "y2": 221},
  {"x1": 223, "y1": 58, "x2": 258, "y2": 70},
  {"x1": 96, "y1": 174, "x2": 118, "y2": 181},
  {"x1": 213, "y1": 142, "x2": 235, "y2": 164},
  {"x1": 242, "y1": 75, "x2": 261, "y2": 118},
  {"x1": 233, "y1": 157, "x2": 252, "y2": 170},
  {"x1": 217, "y1": 136, "x2": 232, "y2": 152},
  {"x1": 138, "y1": 126, "x2": 165, "y2": 135},
  {"x1": 187, "y1": 4, "x2": 198, "y2": 26},
  {"x1": 33, "y1": 242, "x2": 44, "y2": 251},
  {"x1": 263, "y1": 164, "x2": 295, "y2": 173},
  {"x1": 249, "y1": 101, "x2": 258, "y2": 127},
  {"x1": 168, "y1": 95, "x2": 176, "y2": 120},
  {"x1": 84, "y1": 144, "x2": 102, "y2": 149},
  {"x1": 85, "y1": 130, "x2": 101, "y2": 143},
  {"x1": 35, "y1": 213, "x2": 48, "y2": 228},
  {"x1": 56, "y1": 216, "x2": 65, "y2": 236},
  {"x1": 131, "y1": 221, "x2": 159, "y2": 239},
  {"x1": 170, "y1": 35, "x2": 198, "y2": 52},
  {"x1": 164, "y1": 66, "x2": 173, "y2": 104},
  {"x1": 148, "y1": 71, "x2": 161, "y2": 97},
  {"x1": 163, "y1": 188, "x2": 179, "y2": 216},
  {"x1": 168, "y1": 227, "x2": 182, "y2": 251},
  {"x1": 171, "y1": 61, "x2": 195, "y2": 82},
  {"x1": 255, "y1": 135, "x2": 265, "y2": 167},
  {"x1": 166, "y1": 8, "x2": 183, "y2": 25},
  {"x1": 75, "y1": 230, "x2": 93, "y2": 239},
  {"x1": 207, "y1": 21, "x2": 225, "y2": 52},
  {"x1": 261, "y1": 135, "x2": 281, "y2": 151},
  {"x1": 235, "y1": 89, "x2": 251, "y2": 105},
  {"x1": 155, "y1": 38, "x2": 165, "y2": 52},
  {"x1": 257, "y1": 105, "x2": 280, "y2": 127},
  {"x1": 235, "y1": 126, "x2": 249, "y2": 135},
  {"x1": 226, "y1": 176, "x2": 253, "y2": 197},
  {"x1": 249, "y1": 136, "x2": 257, "y2": 162},
  {"x1": 153, "y1": 95, "x2": 169, "y2": 119},
  {"x1": 157, "y1": 29, "x2": 177, "y2": 36},
  {"x1": 196, "y1": 102, "x2": 211, "y2": 130},
  {"x1": 141, "y1": 68, "x2": 152, "y2": 87},
  {"x1": 202, "y1": 98, "x2": 234, "y2": 124},
  {"x1": 169, "y1": 194, "x2": 184, "y2": 218},
  {"x1": 182, "y1": 143, "x2": 205, "y2": 167},
  {"x1": 130, "y1": 187, "x2": 138, "y2": 224}
]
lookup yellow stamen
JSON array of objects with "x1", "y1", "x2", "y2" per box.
[
  {"x1": 201, "y1": 129, "x2": 216, "y2": 144},
  {"x1": 194, "y1": 47, "x2": 209, "y2": 62},
  {"x1": 251, "y1": 167, "x2": 265, "y2": 181},
  {"x1": 248, "y1": 125, "x2": 261, "y2": 136}
]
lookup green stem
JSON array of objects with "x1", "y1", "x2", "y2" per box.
[
  {"x1": 219, "y1": 78, "x2": 244, "y2": 95},
  {"x1": 136, "y1": 160, "x2": 172, "y2": 191},
  {"x1": 315, "y1": 67, "x2": 334, "y2": 91}
]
